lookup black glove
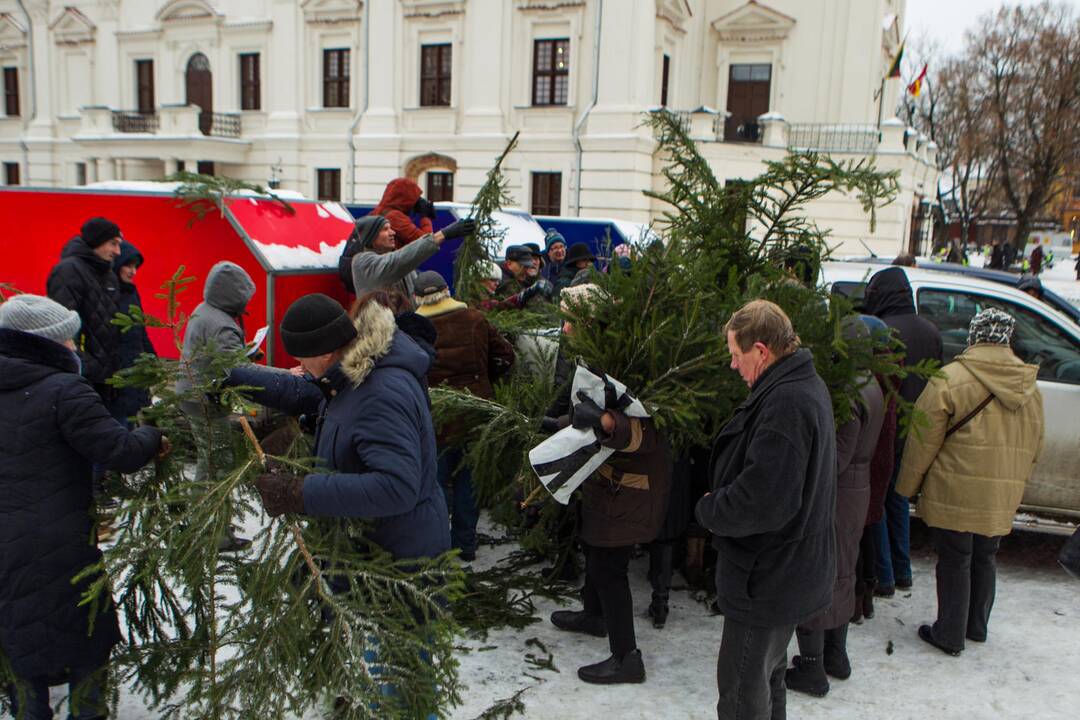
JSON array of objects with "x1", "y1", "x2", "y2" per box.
[
  {"x1": 540, "y1": 416, "x2": 562, "y2": 433},
  {"x1": 570, "y1": 391, "x2": 607, "y2": 432},
  {"x1": 441, "y1": 218, "x2": 476, "y2": 240},
  {"x1": 254, "y1": 464, "x2": 306, "y2": 517},
  {"x1": 520, "y1": 278, "x2": 554, "y2": 303},
  {"x1": 413, "y1": 197, "x2": 437, "y2": 220}
]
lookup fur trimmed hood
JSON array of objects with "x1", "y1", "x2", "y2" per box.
[{"x1": 341, "y1": 301, "x2": 397, "y2": 386}]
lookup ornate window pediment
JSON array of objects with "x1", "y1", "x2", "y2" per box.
[
  {"x1": 656, "y1": 0, "x2": 692, "y2": 33},
  {"x1": 302, "y1": 0, "x2": 363, "y2": 24},
  {"x1": 711, "y1": 0, "x2": 795, "y2": 43},
  {"x1": 50, "y1": 7, "x2": 97, "y2": 45},
  {"x1": 0, "y1": 13, "x2": 27, "y2": 49},
  {"x1": 156, "y1": 0, "x2": 222, "y2": 24},
  {"x1": 401, "y1": 0, "x2": 465, "y2": 19}
]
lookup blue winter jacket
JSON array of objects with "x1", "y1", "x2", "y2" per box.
[{"x1": 231, "y1": 302, "x2": 449, "y2": 561}]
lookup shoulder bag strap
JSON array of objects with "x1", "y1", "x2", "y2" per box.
[{"x1": 945, "y1": 393, "x2": 996, "y2": 439}]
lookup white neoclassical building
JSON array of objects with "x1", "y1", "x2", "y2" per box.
[{"x1": 0, "y1": 0, "x2": 937, "y2": 255}]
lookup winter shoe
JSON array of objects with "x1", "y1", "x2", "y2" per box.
[
  {"x1": 873, "y1": 584, "x2": 895, "y2": 598},
  {"x1": 647, "y1": 600, "x2": 669, "y2": 629},
  {"x1": 918, "y1": 625, "x2": 962, "y2": 656},
  {"x1": 823, "y1": 645, "x2": 851, "y2": 680},
  {"x1": 965, "y1": 631, "x2": 987, "y2": 643},
  {"x1": 577, "y1": 649, "x2": 645, "y2": 685},
  {"x1": 862, "y1": 588, "x2": 876, "y2": 619},
  {"x1": 458, "y1": 548, "x2": 477, "y2": 562},
  {"x1": 896, "y1": 577, "x2": 913, "y2": 590},
  {"x1": 551, "y1": 610, "x2": 607, "y2": 638},
  {"x1": 785, "y1": 655, "x2": 829, "y2": 697}
]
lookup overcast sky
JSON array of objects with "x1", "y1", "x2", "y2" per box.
[{"x1": 905, "y1": 0, "x2": 1079, "y2": 56}]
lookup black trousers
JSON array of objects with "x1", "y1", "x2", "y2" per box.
[
  {"x1": 932, "y1": 528, "x2": 1002, "y2": 650},
  {"x1": 582, "y1": 544, "x2": 637, "y2": 657},
  {"x1": 716, "y1": 617, "x2": 794, "y2": 720}
]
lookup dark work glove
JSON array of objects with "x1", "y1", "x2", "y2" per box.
[
  {"x1": 413, "y1": 197, "x2": 437, "y2": 220},
  {"x1": 570, "y1": 391, "x2": 607, "y2": 432},
  {"x1": 441, "y1": 218, "x2": 476, "y2": 240},
  {"x1": 540, "y1": 416, "x2": 562, "y2": 433},
  {"x1": 520, "y1": 278, "x2": 555, "y2": 303},
  {"x1": 254, "y1": 465, "x2": 306, "y2": 517}
]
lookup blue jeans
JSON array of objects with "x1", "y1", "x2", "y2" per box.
[
  {"x1": 6, "y1": 664, "x2": 106, "y2": 720},
  {"x1": 436, "y1": 448, "x2": 478, "y2": 556},
  {"x1": 874, "y1": 464, "x2": 912, "y2": 588}
]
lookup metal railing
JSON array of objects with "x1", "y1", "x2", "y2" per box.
[
  {"x1": 787, "y1": 123, "x2": 880, "y2": 153},
  {"x1": 202, "y1": 112, "x2": 242, "y2": 138},
  {"x1": 112, "y1": 111, "x2": 159, "y2": 133}
]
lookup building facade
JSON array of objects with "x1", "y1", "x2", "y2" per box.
[{"x1": 0, "y1": 0, "x2": 937, "y2": 255}]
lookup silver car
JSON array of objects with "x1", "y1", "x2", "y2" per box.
[{"x1": 823, "y1": 262, "x2": 1080, "y2": 525}]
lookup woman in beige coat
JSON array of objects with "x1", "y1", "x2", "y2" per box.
[{"x1": 897, "y1": 308, "x2": 1044, "y2": 656}]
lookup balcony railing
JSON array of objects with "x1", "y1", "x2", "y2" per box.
[
  {"x1": 112, "y1": 111, "x2": 159, "y2": 133},
  {"x1": 202, "y1": 112, "x2": 242, "y2": 138},
  {"x1": 787, "y1": 123, "x2": 880, "y2": 153}
]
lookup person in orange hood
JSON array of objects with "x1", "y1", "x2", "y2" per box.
[{"x1": 370, "y1": 178, "x2": 436, "y2": 248}]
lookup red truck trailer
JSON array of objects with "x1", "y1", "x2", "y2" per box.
[{"x1": 0, "y1": 184, "x2": 355, "y2": 367}]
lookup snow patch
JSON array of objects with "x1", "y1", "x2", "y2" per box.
[
  {"x1": 251, "y1": 239, "x2": 346, "y2": 270},
  {"x1": 322, "y1": 201, "x2": 358, "y2": 224}
]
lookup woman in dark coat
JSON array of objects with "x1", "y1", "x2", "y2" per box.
[
  {"x1": 110, "y1": 241, "x2": 156, "y2": 426},
  {"x1": 786, "y1": 358, "x2": 885, "y2": 697},
  {"x1": 0, "y1": 294, "x2": 163, "y2": 719}
]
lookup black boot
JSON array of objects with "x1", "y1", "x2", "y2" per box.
[
  {"x1": 862, "y1": 580, "x2": 876, "y2": 619},
  {"x1": 551, "y1": 610, "x2": 607, "y2": 638},
  {"x1": 785, "y1": 655, "x2": 829, "y2": 697},
  {"x1": 647, "y1": 600, "x2": 669, "y2": 629},
  {"x1": 824, "y1": 624, "x2": 851, "y2": 680},
  {"x1": 918, "y1": 625, "x2": 962, "y2": 656},
  {"x1": 578, "y1": 649, "x2": 645, "y2": 685}
]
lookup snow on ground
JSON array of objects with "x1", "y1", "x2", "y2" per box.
[
  {"x1": 1039, "y1": 255, "x2": 1080, "y2": 308},
  {"x1": 48, "y1": 515, "x2": 1078, "y2": 719},
  {"x1": 449, "y1": 519, "x2": 1079, "y2": 720}
]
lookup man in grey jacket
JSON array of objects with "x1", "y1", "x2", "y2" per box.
[
  {"x1": 176, "y1": 260, "x2": 257, "y2": 552},
  {"x1": 350, "y1": 214, "x2": 475, "y2": 305}
]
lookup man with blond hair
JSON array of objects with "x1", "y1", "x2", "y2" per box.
[{"x1": 696, "y1": 299, "x2": 836, "y2": 720}]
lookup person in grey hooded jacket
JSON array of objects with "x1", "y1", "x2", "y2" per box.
[
  {"x1": 176, "y1": 261, "x2": 257, "y2": 551},
  {"x1": 350, "y1": 214, "x2": 475, "y2": 306}
]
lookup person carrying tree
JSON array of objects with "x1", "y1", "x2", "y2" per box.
[
  {"x1": 350, "y1": 214, "x2": 475, "y2": 308},
  {"x1": 544, "y1": 283, "x2": 672, "y2": 685},
  {"x1": 0, "y1": 294, "x2": 167, "y2": 720}
]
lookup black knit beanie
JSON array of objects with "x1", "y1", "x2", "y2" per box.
[
  {"x1": 81, "y1": 217, "x2": 122, "y2": 249},
  {"x1": 280, "y1": 294, "x2": 358, "y2": 358}
]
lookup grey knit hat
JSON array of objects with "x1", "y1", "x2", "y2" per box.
[
  {"x1": 0, "y1": 294, "x2": 81, "y2": 344},
  {"x1": 968, "y1": 308, "x2": 1014, "y2": 347}
]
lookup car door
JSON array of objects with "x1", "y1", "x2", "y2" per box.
[{"x1": 914, "y1": 284, "x2": 1080, "y2": 516}]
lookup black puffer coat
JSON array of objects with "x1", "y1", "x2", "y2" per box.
[
  {"x1": 862, "y1": 268, "x2": 943, "y2": 409},
  {"x1": 46, "y1": 237, "x2": 121, "y2": 387},
  {"x1": 695, "y1": 349, "x2": 837, "y2": 627},
  {"x1": 111, "y1": 242, "x2": 156, "y2": 424},
  {"x1": 0, "y1": 329, "x2": 161, "y2": 680}
]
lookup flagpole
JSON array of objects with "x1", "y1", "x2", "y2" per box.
[{"x1": 876, "y1": 76, "x2": 886, "y2": 131}]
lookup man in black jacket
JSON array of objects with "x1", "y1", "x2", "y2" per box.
[
  {"x1": 696, "y1": 300, "x2": 836, "y2": 720},
  {"x1": 861, "y1": 267, "x2": 943, "y2": 596},
  {"x1": 46, "y1": 217, "x2": 124, "y2": 394}
]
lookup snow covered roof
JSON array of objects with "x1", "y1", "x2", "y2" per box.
[{"x1": 225, "y1": 198, "x2": 355, "y2": 271}]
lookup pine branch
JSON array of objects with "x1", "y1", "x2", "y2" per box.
[{"x1": 455, "y1": 132, "x2": 521, "y2": 305}]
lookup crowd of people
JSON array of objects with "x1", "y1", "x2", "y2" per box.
[{"x1": 0, "y1": 178, "x2": 1059, "y2": 719}]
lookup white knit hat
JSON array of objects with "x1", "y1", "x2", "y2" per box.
[{"x1": 0, "y1": 294, "x2": 81, "y2": 344}]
